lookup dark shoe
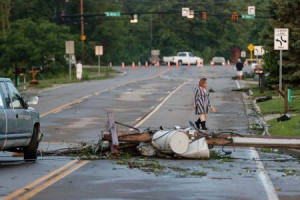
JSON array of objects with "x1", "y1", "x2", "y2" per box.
[
  {"x1": 195, "y1": 118, "x2": 201, "y2": 129},
  {"x1": 200, "y1": 121, "x2": 208, "y2": 130}
]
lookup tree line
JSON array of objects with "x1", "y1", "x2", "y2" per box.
[{"x1": 0, "y1": 0, "x2": 299, "y2": 85}]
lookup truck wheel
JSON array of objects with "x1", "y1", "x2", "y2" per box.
[
  {"x1": 178, "y1": 60, "x2": 183, "y2": 66},
  {"x1": 24, "y1": 126, "x2": 39, "y2": 161}
]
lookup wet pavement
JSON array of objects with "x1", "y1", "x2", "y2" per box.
[{"x1": 1, "y1": 65, "x2": 300, "y2": 199}]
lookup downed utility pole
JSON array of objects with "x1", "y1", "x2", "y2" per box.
[
  {"x1": 103, "y1": 130, "x2": 300, "y2": 150},
  {"x1": 102, "y1": 113, "x2": 300, "y2": 159}
]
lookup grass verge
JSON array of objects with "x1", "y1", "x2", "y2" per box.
[
  {"x1": 257, "y1": 96, "x2": 300, "y2": 115},
  {"x1": 267, "y1": 115, "x2": 300, "y2": 137},
  {"x1": 19, "y1": 67, "x2": 119, "y2": 90}
]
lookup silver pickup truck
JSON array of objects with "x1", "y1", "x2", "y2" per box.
[{"x1": 0, "y1": 78, "x2": 42, "y2": 161}]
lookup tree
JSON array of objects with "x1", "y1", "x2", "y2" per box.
[
  {"x1": 262, "y1": 0, "x2": 300, "y2": 84},
  {"x1": 0, "y1": 19, "x2": 75, "y2": 75}
]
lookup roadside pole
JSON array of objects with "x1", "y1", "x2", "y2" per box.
[
  {"x1": 69, "y1": 53, "x2": 72, "y2": 80},
  {"x1": 98, "y1": 55, "x2": 101, "y2": 75},
  {"x1": 95, "y1": 45, "x2": 103, "y2": 76},
  {"x1": 279, "y1": 50, "x2": 283, "y2": 91},
  {"x1": 66, "y1": 41, "x2": 75, "y2": 80}
]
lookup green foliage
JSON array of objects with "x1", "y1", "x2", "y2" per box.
[
  {"x1": 0, "y1": 18, "x2": 75, "y2": 76},
  {"x1": 262, "y1": 0, "x2": 300, "y2": 85},
  {"x1": 0, "y1": 0, "x2": 272, "y2": 77}
]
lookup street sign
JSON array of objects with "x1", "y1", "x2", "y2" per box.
[
  {"x1": 130, "y1": 14, "x2": 138, "y2": 23},
  {"x1": 187, "y1": 10, "x2": 194, "y2": 19},
  {"x1": 105, "y1": 12, "x2": 120, "y2": 17},
  {"x1": 95, "y1": 46, "x2": 103, "y2": 56},
  {"x1": 81, "y1": 35, "x2": 86, "y2": 41},
  {"x1": 274, "y1": 28, "x2": 289, "y2": 50},
  {"x1": 248, "y1": 6, "x2": 255, "y2": 16},
  {"x1": 254, "y1": 46, "x2": 265, "y2": 56},
  {"x1": 241, "y1": 51, "x2": 246, "y2": 58},
  {"x1": 242, "y1": 14, "x2": 255, "y2": 19},
  {"x1": 248, "y1": 44, "x2": 254, "y2": 51},
  {"x1": 65, "y1": 41, "x2": 74, "y2": 54},
  {"x1": 182, "y1": 8, "x2": 189, "y2": 17},
  {"x1": 151, "y1": 50, "x2": 160, "y2": 56},
  {"x1": 288, "y1": 89, "x2": 292, "y2": 103}
]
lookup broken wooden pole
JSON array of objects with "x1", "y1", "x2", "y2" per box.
[
  {"x1": 102, "y1": 130, "x2": 300, "y2": 150},
  {"x1": 106, "y1": 112, "x2": 119, "y2": 155}
]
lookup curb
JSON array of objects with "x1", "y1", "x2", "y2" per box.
[{"x1": 250, "y1": 89, "x2": 300, "y2": 158}]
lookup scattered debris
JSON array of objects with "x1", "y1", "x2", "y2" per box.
[
  {"x1": 256, "y1": 96, "x2": 272, "y2": 103},
  {"x1": 209, "y1": 88, "x2": 215, "y2": 93},
  {"x1": 277, "y1": 114, "x2": 291, "y2": 122},
  {"x1": 231, "y1": 88, "x2": 250, "y2": 92}
]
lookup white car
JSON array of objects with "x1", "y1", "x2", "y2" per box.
[{"x1": 163, "y1": 52, "x2": 203, "y2": 65}]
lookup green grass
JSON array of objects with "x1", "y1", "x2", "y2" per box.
[
  {"x1": 257, "y1": 97, "x2": 300, "y2": 115},
  {"x1": 250, "y1": 86, "x2": 300, "y2": 98},
  {"x1": 268, "y1": 115, "x2": 300, "y2": 137},
  {"x1": 19, "y1": 67, "x2": 119, "y2": 90}
]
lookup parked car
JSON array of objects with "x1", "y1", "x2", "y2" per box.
[
  {"x1": 210, "y1": 57, "x2": 226, "y2": 66},
  {"x1": 163, "y1": 52, "x2": 203, "y2": 65},
  {"x1": 0, "y1": 78, "x2": 42, "y2": 161}
]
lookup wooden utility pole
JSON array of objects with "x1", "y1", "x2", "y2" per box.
[{"x1": 80, "y1": 0, "x2": 85, "y2": 61}]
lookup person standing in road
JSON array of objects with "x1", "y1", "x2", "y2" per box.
[
  {"x1": 76, "y1": 60, "x2": 83, "y2": 80},
  {"x1": 194, "y1": 78, "x2": 215, "y2": 130},
  {"x1": 236, "y1": 59, "x2": 244, "y2": 80}
]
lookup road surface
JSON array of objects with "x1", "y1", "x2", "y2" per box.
[{"x1": 1, "y1": 65, "x2": 299, "y2": 200}]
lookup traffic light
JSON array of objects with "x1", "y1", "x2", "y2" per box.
[
  {"x1": 232, "y1": 12, "x2": 238, "y2": 21},
  {"x1": 202, "y1": 12, "x2": 207, "y2": 20}
]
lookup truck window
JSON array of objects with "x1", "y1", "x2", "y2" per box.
[
  {"x1": 178, "y1": 53, "x2": 186, "y2": 57},
  {"x1": 6, "y1": 82, "x2": 24, "y2": 109},
  {"x1": 188, "y1": 53, "x2": 194, "y2": 57},
  {"x1": 0, "y1": 82, "x2": 10, "y2": 108}
]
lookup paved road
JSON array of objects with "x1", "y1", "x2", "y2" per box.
[{"x1": 1, "y1": 65, "x2": 299, "y2": 200}]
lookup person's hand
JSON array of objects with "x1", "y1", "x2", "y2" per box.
[
  {"x1": 193, "y1": 104, "x2": 196, "y2": 109},
  {"x1": 211, "y1": 106, "x2": 216, "y2": 113}
]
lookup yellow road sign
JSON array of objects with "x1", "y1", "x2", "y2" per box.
[
  {"x1": 81, "y1": 35, "x2": 86, "y2": 41},
  {"x1": 248, "y1": 43, "x2": 254, "y2": 51}
]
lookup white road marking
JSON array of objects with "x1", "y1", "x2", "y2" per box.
[
  {"x1": 250, "y1": 148, "x2": 279, "y2": 200},
  {"x1": 235, "y1": 80, "x2": 279, "y2": 200},
  {"x1": 134, "y1": 80, "x2": 191, "y2": 128}
]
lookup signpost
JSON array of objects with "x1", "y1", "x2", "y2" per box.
[
  {"x1": 242, "y1": 14, "x2": 255, "y2": 19},
  {"x1": 105, "y1": 12, "x2": 120, "y2": 17},
  {"x1": 248, "y1": 43, "x2": 254, "y2": 61},
  {"x1": 182, "y1": 8, "x2": 189, "y2": 17},
  {"x1": 66, "y1": 41, "x2": 75, "y2": 80},
  {"x1": 241, "y1": 51, "x2": 246, "y2": 58},
  {"x1": 95, "y1": 46, "x2": 103, "y2": 76},
  {"x1": 274, "y1": 28, "x2": 289, "y2": 91},
  {"x1": 287, "y1": 89, "x2": 292, "y2": 104},
  {"x1": 254, "y1": 46, "x2": 265, "y2": 56},
  {"x1": 248, "y1": 6, "x2": 255, "y2": 16}
]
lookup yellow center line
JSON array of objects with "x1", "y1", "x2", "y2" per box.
[
  {"x1": 4, "y1": 68, "x2": 171, "y2": 199},
  {"x1": 17, "y1": 161, "x2": 89, "y2": 200},
  {"x1": 4, "y1": 160, "x2": 78, "y2": 200}
]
